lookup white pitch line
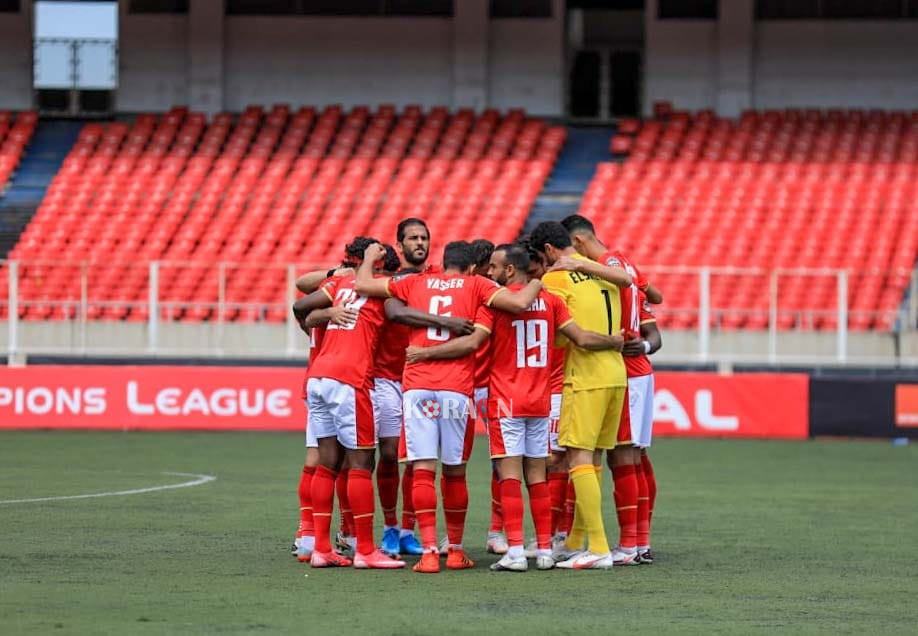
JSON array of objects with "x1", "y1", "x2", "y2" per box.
[{"x1": 0, "y1": 472, "x2": 217, "y2": 505}]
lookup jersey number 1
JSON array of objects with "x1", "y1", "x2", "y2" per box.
[{"x1": 600, "y1": 289, "x2": 613, "y2": 335}]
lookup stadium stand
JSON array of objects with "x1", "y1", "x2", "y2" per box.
[
  {"x1": 0, "y1": 111, "x2": 37, "y2": 195},
  {"x1": 597, "y1": 109, "x2": 918, "y2": 331},
  {"x1": 6, "y1": 105, "x2": 564, "y2": 323}
]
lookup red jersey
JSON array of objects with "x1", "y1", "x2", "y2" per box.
[
  {"x1": 549, "y1": 342, "x2": 566, "y2": 395},
  {"x1": 626, "y1": 290, "x2": 655, "y2": 378},
  {"x1": 372, "y1": 264, "x2": 442, "y2": 382},
  {"x1": 600, "y1": 249, "x2": 650, "y2": 378},
  {"x1": 307, "y1": 275, "x2": 386, "y2": 389},
  {"x1": 387, "y1": 272, "x2": 503, "y2": 395},
  {"x1": 486, "y1": 285, "x2": 572, "y2": 418},
  {"x1": 474, "y1": 337, "x2": 492, "y2": 390},
  {"x1": 302, "y1": 323, "x2": 327, "y2": 399}
]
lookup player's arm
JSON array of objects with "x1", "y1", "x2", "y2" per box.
[
  {"x1": 405, "y1": 327, "x2": 489, "y2": 363},
  {"x1": 550, "y1": 255, "x2": 632, "y2": 288},
  {"x1": 353, "y1": 243, "x2": 390, "y2": 297},
  {"x1": 558, "y1": 321, "x2": 625, "y2": 352},
  {"x1": 488, "y1": 279, "x2": 543, "y2": 313},
  {"x1": 385, "y1": 298, "x2": 474, "y2": 336},
  {"x1": 644, "y1": 284, "x2": 663, "y2": 304},
  {"x1": 623, "y1": 321, "x2": 662, "y2": 357},
  {"x1": 295, "y1": 267, "x2": 354, "y2": 294},
  {"x1": 292, "y1": 289, "x2": 333, "y2": 332},
  {"x1": 302, "y1": 305, "x2": 358, "y2": 330}
]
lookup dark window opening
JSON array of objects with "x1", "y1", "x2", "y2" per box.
[
  {"x1": 570, "y1": 50, "x2": 601, "y2": 118},
  {"x1": 658, "y1": 0, "x2": 717, "y2": 19}
]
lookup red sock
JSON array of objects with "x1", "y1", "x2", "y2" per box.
[
  {"x1": 441, "y1": 473, "x2": 469, "y2": 546},
  {"x1": 527, "y1": 481, "x2": 552, "y2": 550},
  {"x1": 347, "y1": 468, "x2": 376, "y2": 556},
  {"x1": 636, "y1": 461, "x2": 650, "y2": 548},
  {"x1": 335, "y1": 469, "x2": 354, "y2": 536},
  {"x1": 548, "y1": 472, "x2": 568, "y2": 535},
  {"x1": 401, "y1": 464, "x2": 416, "y2": 531},
  {"x1": 499, "y1": 478, "x2": 524, "y2": 548},
  {"x1": 560, "y1": 478, "x2": 576, "y2": 535},
  {"x1": 412, "y1": 468, "x2": 438, "y2": 549},
  {"x1": 297, "y1": 465, "x2": 316, "y2": 537},
  {"x1": 376, "y1": 458, "x2": 399, "y2": 527},
  {"x1": 642, "y1": 453, "x2": 657, "y2": 525},
  {"x1": 612, "y1": 464, "x2": 639, "y2": 550},
  {"x1": 310, "y1": 465, "x2": 337, "y2": 553},
  {"x1": 489, "y1": 468, "x2": 503, "y2": 533}
]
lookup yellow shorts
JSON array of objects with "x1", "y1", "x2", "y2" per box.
[{"x1": 558, "y1": 385, "x2": 626, "y2": 451}]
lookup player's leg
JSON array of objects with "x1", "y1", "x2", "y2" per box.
[
  {"x1": 630, "y1": 373, "x2": 656, "y2": 562},
  {"x1": 488, "y1": 416, "x2": 527, "y2": 572},
  {"x1": 306, "y1": 378, "x2": 351, "y2": 567},
  {"x1": 439, "y1": 391, "x2": 474, "y2": 570},
  {"x1": 639, "y1": 449, "x2": 657, "y2": 563},
  {"x1": 547, "y1": 393, "x2": 570, "y2": 549},
  {"x1": 607, "y1": 447, "x2": 640, "y2": 565},
  {"x1": 556, "y1": 388, "x2": 617, "y2": 570},
  {"x1": 477, "y1": 386, "x2": 507, "y2": 555},
  {"x1": 403, "y1": 389, "x2": 442, "y2": 572},
  {"x1": 334, "y1": 456, "x2": 355, "y2": 553},
  {"x1": 294, "y1": 401, "x2": 319, "y2": 561},
  {"x1": 523, "y1": 416, "x2": 553, "y2": 570},
  {"x1": 607, "y1": 383, "x2": 640, "y2": 565},
  {"x1": 295, "y1": 447, "x2": 319, "y2": 561},
  {"x1": 397, "y1": 426, "x2": 423, "y2": 555},
  {"x1": 311, "y1": 436, "x2": 349, "y2": 567},
  {"x1": 336, "y1": 383, "x2": 404, "y2": 569},
  {"x1": 372, "y1": 378, "x2": 403, "y2": 556}
]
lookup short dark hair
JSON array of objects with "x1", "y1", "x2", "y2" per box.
[
  {"x1": 560, "y1": 214, "x2": 595, "y2": 235},
  {"x1": 396, "y1": 217, "x2": 429, "y2": 243},
  {"x1": 442, "y1": 240, "x2": 474, "y2": 272},
  {"x1": 495, "y1": 243, "x2": 529, "y2": 272},
  {"x1": 516, "y1": 237, "x2": 543, "y2": 267},
  {"x1": 529, "y1": 221, "x2": 572, "y2": 253},
  {"x1": 344, "y1": 236, "x2": 379, "y2": 263},
  {"x1": 470, "y1": 238, "x2": 495, "y2": 269}
]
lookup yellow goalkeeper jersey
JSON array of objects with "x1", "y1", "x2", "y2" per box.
[{"x1": 542, "y1": 252, "x2": 627, "y2": 390}]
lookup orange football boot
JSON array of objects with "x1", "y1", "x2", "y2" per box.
[
  {"x1": 412, "y1": 549, "x2": 441, "y2": 574},
  {"x1": 445, "y1": 547, "x2": 475, "y2": 570}
]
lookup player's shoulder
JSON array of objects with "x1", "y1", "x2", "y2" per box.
[
  {"x1": 541, "y1": 269, "x2": 570, "y2": 288},
  {"x1": 600, "y1": 249, "x2": 624, "y2": 268}
]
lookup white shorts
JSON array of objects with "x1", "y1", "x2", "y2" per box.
[
  {"x1": 403, "y1": 389, "x2": 473, "y2": 466},
  {"x1": 549, "y1": 393, "x2": 564, "y2": 453},
  {"x1": 629, "y1": 374, "x2": 655, "y2": 448},
  {"x1": 306, "y1": 377, "x2": 376, "y2": 450},
  {"x1": 474, "y1": 386, "x2": 488, "y2": 425},
  {"x1": 304, "y1": 399, "x2": 318, "y2": 448},
  {"x1": 372, "y1": 377, "x2": 403, "y2": 439},
  {"x1": 489, "y1": 416, "x2": 550, "y2": 459}
]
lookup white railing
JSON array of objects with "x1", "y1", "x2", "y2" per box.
[{"x1": 0, "y1": 259, "x2": 915, "y2": 365}]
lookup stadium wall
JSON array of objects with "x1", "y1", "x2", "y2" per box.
[
  {"x1": 0, "y1": 1, "x2": 564, "y2": 115},
  {"x1": 643, "y1": 0, "x2": 918, "y2": 115}
]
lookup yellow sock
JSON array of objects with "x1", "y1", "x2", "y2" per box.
[
  {"x1": 569, "y1": 464, "x2": 609, "y2": 555},
  {"x1": 567, "y1": 510, "x2": 586, "y2": 550}
]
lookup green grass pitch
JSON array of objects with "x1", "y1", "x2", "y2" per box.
[{"x1": 1, "y1": 431, "x2": 917, "y2": 635}]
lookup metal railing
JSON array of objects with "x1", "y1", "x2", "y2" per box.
[{"x1": 1, "y1": 259, "x2": 915, "y2": 365}]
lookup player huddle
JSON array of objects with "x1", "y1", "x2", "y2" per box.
[{"x1": 290, "y1": 214, "x2": 662, "y2": 572}]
